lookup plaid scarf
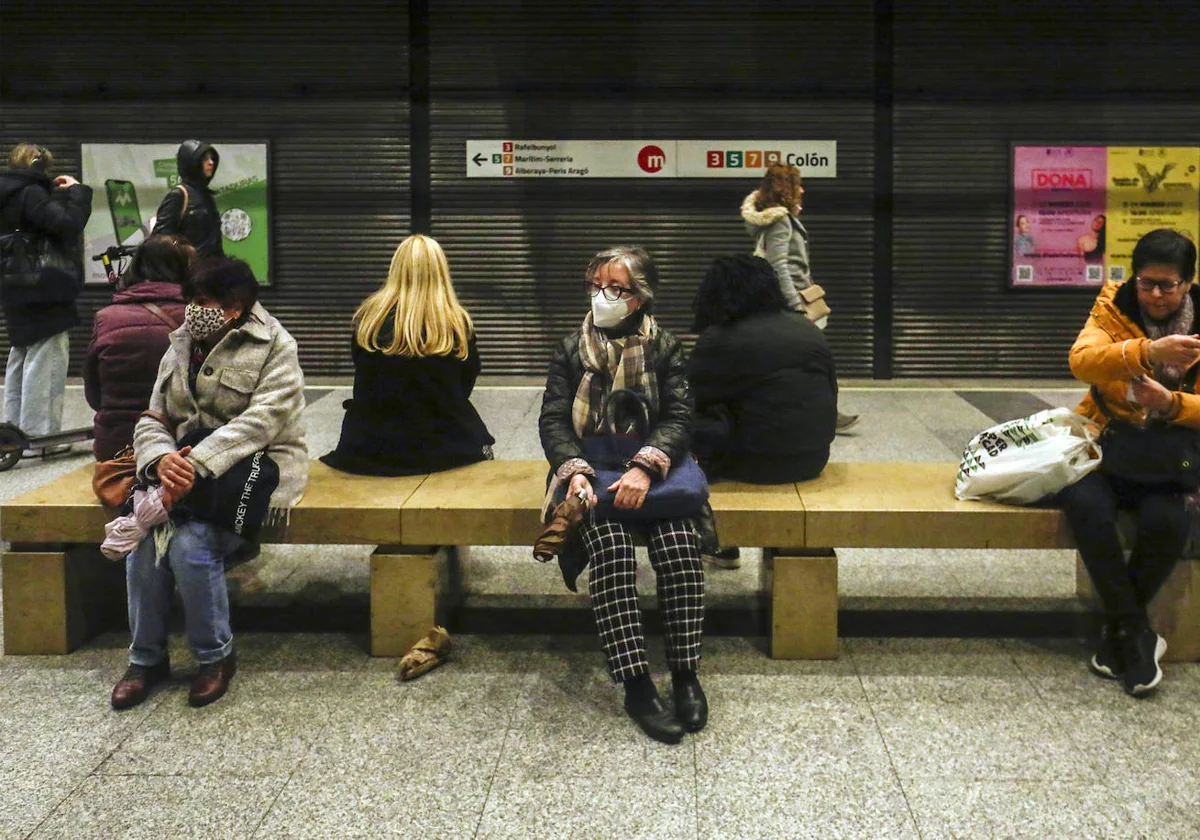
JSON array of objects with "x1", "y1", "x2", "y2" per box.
[
  {"x1": 571, "y1": 312, "x2": 659, "y2": 438},
  {"x1": 1141, "y1": 293, "x2": 1195, "y2": 390}
]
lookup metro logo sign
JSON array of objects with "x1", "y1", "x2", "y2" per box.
[
  {"x1": 637, "y1": 145, "x2": 667, "y2": 173},
  {"x1": 1031, "y1": 168, "x2": 1093, "y2": 189}
]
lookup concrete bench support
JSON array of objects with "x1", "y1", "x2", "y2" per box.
[
  {"x1": 2, "y1": 545, "x2": 125, "y2": 655},
  {"x1": 369, "y1": 546, "x2": 461, "y2": 657},
  {"x1": 1076, "y1": 553, "x2": 1200, "y2": 662},
  {"x1": 766, "y1": 548, "x2": 838, "y2": 660}
]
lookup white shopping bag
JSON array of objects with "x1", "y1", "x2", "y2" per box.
[{"x1": 955, "y1": 408, "x2": 1102, "y2": 505}]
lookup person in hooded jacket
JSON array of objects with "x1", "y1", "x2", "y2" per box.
[
  {"x1": 1058, "y1": 228, "x2": 1200, "y2": 698},
  {"x1": 84, "y1": 235, "x2": 190, "y2": 462},
  {"x1": 741, "y1": 162, "x2": 859, "y2": 434},
  {"x1": 0, "y1": 143, "x2": 93, "y2": 446},
  {"x1": 539, "y1": 245, "x2": 707, "y2": 746},
  {"x1": 153, "y1": 140, "x2": 224, "y2": 259}
]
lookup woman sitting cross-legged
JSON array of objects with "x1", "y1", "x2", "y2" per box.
[
  {"x1": 321, "y1": 234, "x2": 494, "y2": 475},
  {"x1": 539, "y1": 245, "x2": 707, "y2": 744},
  {"x1": 111, "y1": 258, "x2": 307, "y2": 711}
]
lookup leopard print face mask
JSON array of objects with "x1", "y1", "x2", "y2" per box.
[{"x1": 184, "y1": 303, "x2": 230, "y2": 342}]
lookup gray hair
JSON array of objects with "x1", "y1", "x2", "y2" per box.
[{"x1": 585, "y1": 245, "x2": 659, "y2": 307}]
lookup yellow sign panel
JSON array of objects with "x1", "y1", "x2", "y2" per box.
[{"x1": 1106, "y1": 146, "x2": 1200, "y2": 283}]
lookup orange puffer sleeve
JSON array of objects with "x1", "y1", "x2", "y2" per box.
[
  {"x1": 1168, "y1": 391, "x2": 1200, "y2": 430},
  {"x1": 1068, "y1": 317, "x2": 1154, "y2": 384}
]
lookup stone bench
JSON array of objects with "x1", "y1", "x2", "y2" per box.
[{"x1": 5, "y1": 459, "x2": 1198, "y2": 660}]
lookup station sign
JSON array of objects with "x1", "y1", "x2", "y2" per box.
[{"x1": 466, "y1": 140, "x2": 837, "y2": 178}]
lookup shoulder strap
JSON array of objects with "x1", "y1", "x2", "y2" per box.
[
  {"x1": 140, "y1": 302, "x2": 182, "y2": 331},
  {"x1": 175, "y1": 184, "x2": 189, "y2": 217},
  {"x1": 1089, "y1": 385, "x2": 1116, "y2": 421}
]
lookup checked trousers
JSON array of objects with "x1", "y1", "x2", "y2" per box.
[{"x1": 581, "y1": 517, "x2": 705, "y2": 682}]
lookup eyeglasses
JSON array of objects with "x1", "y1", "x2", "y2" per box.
[
  {"x1": 1135, "y1": 276, "x2": 1186, "y2": 294},
  {"x1": 585, "y1": 282, "x2": 634, "y2": 301}
]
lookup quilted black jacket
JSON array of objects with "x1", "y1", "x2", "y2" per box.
[{"x1": 539, "y1": 322, "x2": 693, "y2": 473}]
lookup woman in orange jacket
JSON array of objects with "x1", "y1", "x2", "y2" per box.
[{"x1": 1060, "y1": 228, "x2": 1200, "y2": 697}]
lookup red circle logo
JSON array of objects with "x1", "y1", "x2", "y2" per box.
[{"x1": 637, "y1": 145, "x2": 667, "y2": 174}]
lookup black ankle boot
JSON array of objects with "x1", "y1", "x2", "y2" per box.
[
  {"x1": 671, "y1": 671, "x2": 708, "y2": 733},
  {"x1": 623, "y1": 676, "x2": 684, "y2": 744}
]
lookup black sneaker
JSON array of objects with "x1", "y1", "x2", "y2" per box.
[
  {"x1": 1089, "y1": 624, "x2": 1123, "y2": 680},
  {"x1": 1119, "y1": 626, "x2": 1167, "y2": 697}
]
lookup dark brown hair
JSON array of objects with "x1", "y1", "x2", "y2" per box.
[{"x1": 123, "y1": 235, "x2": 193, "y2": 288}]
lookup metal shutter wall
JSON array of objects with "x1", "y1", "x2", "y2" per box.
[
  {"x1": 430, "y1": 0, "x2": 875, "y2": 377},
  {"x1": 892, "y1": 0, "x2": 1200, "y2": 377},
  {"x1": 0, "y1": 101, "x2": 410, "y2": 377},
  {"x1": 1, "y1": 0, "x2": 407, "y2": 98}
]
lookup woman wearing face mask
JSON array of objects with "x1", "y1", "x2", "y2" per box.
[
  {"x1": 84, "y1": 235, "x2": 191, "y2": 463},
  {"x1": 539, "y1": 245, "x2": 707, "y2": 745},
  {"x1": 110, "y1": 258, "x2": 307, "y2": 711}
]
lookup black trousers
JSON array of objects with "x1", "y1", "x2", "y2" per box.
[{"x1": 1056, "y1": 470, "x2": 1191, "y2": 624}]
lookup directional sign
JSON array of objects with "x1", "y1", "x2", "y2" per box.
[
  {"x1": 466, "y1": 140, "x2": 837, "y2": 178},
  {"x1": 467, "y1": 140, "x2": 675, "y2": 178}
]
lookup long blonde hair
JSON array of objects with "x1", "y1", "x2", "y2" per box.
[{"x1": 354, "y1": 234, "x2": 474, "y2": 359}]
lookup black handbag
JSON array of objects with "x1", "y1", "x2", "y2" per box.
[
  {"x1": 1091, "y1": 385, "x2": 1200, "y2": 489},
  {"x1": 0, "y1": 227, "x2": 41, "y2": 288}
]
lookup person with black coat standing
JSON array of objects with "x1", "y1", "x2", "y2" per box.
[
  {"x1": 321, "y1": 234, "x2": 494, "y2": 475},
  {"x1": 0, "y1": 143, "x2": 93, "y2": 448},
  {"x1": 153, "y1": 140, "x2": 225, "y2": 259}
]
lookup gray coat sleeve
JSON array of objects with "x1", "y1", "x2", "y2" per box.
[
  {"x1": 134, "y1": 351, "x2": 182, "y2": 480},
  {"x1": 761, "y1": 219, "x2": 804, "y2": 310}
]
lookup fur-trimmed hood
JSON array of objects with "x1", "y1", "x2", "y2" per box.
[{"x1": 740, "y1": 191, "x2": 791, "y2": 228}]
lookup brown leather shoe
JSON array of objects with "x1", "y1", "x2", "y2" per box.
[
  {"x1": 188, "y1": 652, "x2": 237, "y2": 708},
  {"x1": 111, "y1": 661, "x2": 171, "y2": 710}
]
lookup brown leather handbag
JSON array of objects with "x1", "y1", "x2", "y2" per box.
[{"x1": 92, "y1": 409, "x2": 174, "y2": 509}]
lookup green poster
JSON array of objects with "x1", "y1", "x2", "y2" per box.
[{"x1": 82, "y1": 143, "x2": 271, "y2": 285}]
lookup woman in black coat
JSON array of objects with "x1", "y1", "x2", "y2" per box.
[
  {"x1": 321, "y1": 235, "x2": 493, "y2": 476},
  {"x1": 0, "y1": 143, "x2": 92, "y2": 446},
  {"x1": 689, "y1": 255, "x2": 838, "y2": 485},
  {"x1": 539, "y1": 245, "x2": 707, "y2": 745}
]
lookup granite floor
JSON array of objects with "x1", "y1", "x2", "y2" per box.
[{"x1": 2, "y1": 381, "x2": 1198, "y2": 839}]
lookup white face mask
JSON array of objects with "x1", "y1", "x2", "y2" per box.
[{"x1": 591, "y1": 294, "x2": 639, "y2": 328}]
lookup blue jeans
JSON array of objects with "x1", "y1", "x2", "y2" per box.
[
  {"x1": 3, "y1": 330, "x2": 69, "y2": 437},
  {"x1": 126, "y1": 520, "x2": 245, "y2": 666}
]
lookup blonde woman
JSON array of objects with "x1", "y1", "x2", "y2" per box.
[{"x1": 321, "y1": 234, "x2": 494, "y2": 475}]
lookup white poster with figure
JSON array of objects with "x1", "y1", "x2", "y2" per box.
[{"x1": 81, "y1": 143, "x2": 270, "y2": 285}]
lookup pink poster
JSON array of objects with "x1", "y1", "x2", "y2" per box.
[{"x1": 1011, "y1": 146, "x2": 1108, "y2": 287}]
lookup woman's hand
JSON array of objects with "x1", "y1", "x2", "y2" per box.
[
  {"x1": 568, "y1": 472, "x2": 595, "y2": 508},
  {"x1": 1130, "y1": 377, "x2": 1175, "y2": 415},
  {"x1": 608, "y1": 467, "x2": 651, "y2": 510},
  {"x1": 53, "y1": 175, "x2": 79, "y2": 188},
  {"x1": 157, "y1": 445, "x2": 195, "y2": 499},
  {"x1": 1149, "y1": 334, "x2": 1200, "y2": 367}
]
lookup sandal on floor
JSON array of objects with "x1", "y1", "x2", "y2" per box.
[{"x1": 397, "y1": 626, "x2": 452, "y2": 681}]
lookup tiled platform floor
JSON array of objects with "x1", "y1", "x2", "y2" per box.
[{"x1": 3, "y1": 381, "x2": 1198, "y2": 839}]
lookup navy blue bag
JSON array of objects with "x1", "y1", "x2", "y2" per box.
[{"x1": 579, "y1": 389, "x2": 709, "y2": 522}]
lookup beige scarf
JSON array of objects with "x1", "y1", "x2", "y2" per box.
[{"x1": 571, "y1": 312, "x2": 659, "y2": 438}]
